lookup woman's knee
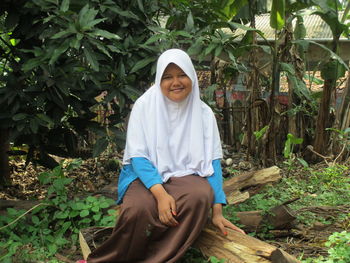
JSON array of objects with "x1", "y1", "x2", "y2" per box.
[{"x1": 182, "y1": 179, "x2": 213, "y2": 207}]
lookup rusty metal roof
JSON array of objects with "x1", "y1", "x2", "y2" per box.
[{"x1": 232, "y1": 12, "x2": 349, "y2": 41}]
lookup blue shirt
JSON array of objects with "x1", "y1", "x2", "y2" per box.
[{"x1": 117, "y1": 157, "x2": 226, "y2": 205}]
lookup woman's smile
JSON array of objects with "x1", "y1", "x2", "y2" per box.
[{"x1": 160, "y1": 63, "x2": 192, "y2": 102}]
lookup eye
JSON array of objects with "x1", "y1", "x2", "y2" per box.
[{"x1": 161, "y1": 75, "x2": 172, "y2": 80}]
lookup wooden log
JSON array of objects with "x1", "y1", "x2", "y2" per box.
[
  {"x1": 236, "y1": 204, "x2": 297, "y2": 232},
  {"x1": 224, "y1": 166, "x2": 281, "y2": 205},
  {"x1": 79, "y1": 225, "x2": 300, "y2": 263},
  {"x1": 194, "y1": 225, "x2": 300, "y2": 263}
]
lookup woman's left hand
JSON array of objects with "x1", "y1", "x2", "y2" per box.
[
  {"x1": 212, "y1": 203, "x2": 245, "y2": 236},
  {"x1": 212, "y1": 214, "x2": 245, "y2": 236}
]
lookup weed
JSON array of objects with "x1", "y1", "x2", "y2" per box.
[
  {"x1": 0, "y1": 159, "x2": 117, "y2": 262},
  {"x1": 302, "y1": 231, "x2": 350, "y2": 263}
]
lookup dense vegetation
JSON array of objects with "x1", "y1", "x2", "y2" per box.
[{"x1": 0, "y1": 0, "x2": 349, "y2": 262}]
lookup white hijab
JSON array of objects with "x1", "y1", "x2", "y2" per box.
[{"x1": 123, "y1": 49, "x2": 222, "y2": 182}]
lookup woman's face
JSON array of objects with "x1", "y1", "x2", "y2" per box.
[{"x1": 160, "y1": 63, "x2": 192, "y2": 102}]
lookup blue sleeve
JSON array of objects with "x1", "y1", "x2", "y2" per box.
[
  {"x1": 207, "y1": 159, "x2": 227, "y2": 205},
  {"x1": 131, "y1": 157, "x2": 163, "y2": 189}
]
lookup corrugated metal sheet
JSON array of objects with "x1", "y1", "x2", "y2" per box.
[{"x1": 232, "y1": 12, "x2": 349, "y2": 41}]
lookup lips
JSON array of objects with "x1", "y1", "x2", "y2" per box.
[{"x1": 170, "y1": 87, "x2": 185, "y2": 92}]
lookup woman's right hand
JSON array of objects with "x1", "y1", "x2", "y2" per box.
[{"x1": 150, "y1": 184, "x2": 179, "y2": 227}]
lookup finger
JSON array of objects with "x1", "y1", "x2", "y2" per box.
[
  {"x1": 224, "y1": 221, "x2": 246, "y2": 234},
  {"x1": 170, "y1": 200, "x2": 177, "y2": 216},
  {"x1": 168, "y1": 214, "x2": 179, "y2": 226},
  {"x1": 165, "y1": 210, "x2": 179, "y2": 226},
  {"x1": 217, "y1": 222, "x2": 227, "y2": 236}
]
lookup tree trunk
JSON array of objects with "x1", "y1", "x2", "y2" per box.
[
  {"x1": 246, "y1": 0, "x2": 261, "y2": 160},
  {"x1": 313, "y1": 78, "x2": 335, "y2": 157},
  {"x1": 0, "y1": 128, "x2": 11, "y2": 186}
]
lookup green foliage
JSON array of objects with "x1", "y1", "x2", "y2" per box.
[
  {"x1": 270, "y1": 0, "x2": 286, "y2": 30},
  {"x1": 253, "y1": 125, "x2": 269, "y2": 141},
  {"x1": 0, "y1": 0, "x2": 163, "y2": 163},
  {"x1": 224, "y1": 164, "x2": 349, "y2": 237},
  {"x1": 283, "y1": 133, "x2": 307, "y2": 171},
  {"x1": 302, "y1": 231, "x2": 350, "y2": 263},
  {"x1": 0, "y1": 159, "x2": 117, "y2": 262}
]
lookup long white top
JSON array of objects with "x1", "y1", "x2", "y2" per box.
[{"x1": 123, "y1": 49, "x2": 222, "y2": 182}]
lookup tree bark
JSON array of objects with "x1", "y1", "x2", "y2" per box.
[
  {"x1": 246, "y1": 0, "x2": 261, "y2": 160},
  {"x1": 236, "y1": 204, "x2": 296, "y2": 232},
  {"x1": 0, "y1": 128, "x2": 11, "y2": 186},
  {"x1": 224, "y1": 166, "x2": 281, "y2": 204},
  {"x1": 313, "y1": 78, "x2": 335, "y2": 157}
]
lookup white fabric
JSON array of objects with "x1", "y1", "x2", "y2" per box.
[{"x1": 123, "y1": 49, "x2": 222, "y2": 182}]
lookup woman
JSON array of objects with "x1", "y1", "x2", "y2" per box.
[{"x1": 84, "y1": 49, "x2": 244, "y2": 263}]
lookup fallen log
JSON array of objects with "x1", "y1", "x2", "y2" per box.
[
  {"x1": 79, "y1": 225, "x2": 300, "y2": 263},
  {"x1": 236, "y1": 204, "x2": 297, "y2": 232},
  {"x1": 195, "y1": 225, "x2": 300, "y2": 263},
  {"x1": 224, "y1": 166, "x2": 281, "y2": 204}
]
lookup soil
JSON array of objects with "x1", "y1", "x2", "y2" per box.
[{"x1": 1, "y1": 150, "x2": 349, "y2": 262}]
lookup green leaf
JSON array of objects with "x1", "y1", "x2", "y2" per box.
[
  {"x1": 12, "y1": 113, "x2": 27, "y2": 121},
  {"x1": 51, "y1": 29, "x2": 74, "y2": 39},
  {"x1": 91, "y1": 206, "x2": 100, "y2": 212},
  {"x1": 31, "y1": 216, "x2": 40, "y2": 225},
  {"x1": 204, "y1": 43, "x2": 217, "y2": 56},
  {"x1": 22, "y1": 57, "x2": 42, "y2": 72},
  {"x1": 92, "y1": 137, "x2": 108, "y2": 157},
  {"x1": 130, "y1": 57, "x2": 156, "y2": 73},
  {"x1": 92, "y1": 29, "x2": 121, "y2": 40},
  {"x1": 185, "y1": 11, "x2": 194, "y2": 31},
  {"x1": 60, "y1": 0, "x2": 69, "y2": 12},
  {"x1": 49, "y1": 39, "x2": 70, "y2": 65},
  {"x1": 294, "y1": 40, "x2": 349, "y2": 70},
  {"x1": 84, "y1": 18, "x2": 107, "y2": 30},
  {"x1": 297, "y1": 157, "x2": 309, "y2": 168},
  {"x1": 280, "y1": 62, "x2": 295, "y2": 75},
  {"x1": 80, "y1": 210, "x2": 89, "y2": 217},
  {"x1": 100, "y1": 201, "x2": 110, "y2": 209},
  {"x1": 78, "y1": 5, "x2": 98, "y2": 29},
  {"x1": 83, "y1": 46, "x2": 99, "y2": 71},
  {"x1": 93, "y1": 214, "x2": 101, "y2": 221},
  {"x1": 30, "y1": 118, "x2": 39, "y2": 133},
  {"x1": 270, "y1": 0, "x2": 285, "y2": 30},
  {"x1": 321, "y1": 59, "x2": 346, "y2": 80},
  {"x1": 214, "y1": 46, "x2": 223, "y2": 57}
]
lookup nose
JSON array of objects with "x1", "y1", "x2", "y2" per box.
[{"x1": 172, "y1": 76, "x2": 181, "y2": 87}]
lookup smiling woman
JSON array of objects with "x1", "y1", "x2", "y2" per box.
[
  {"x1": 160, "y1": 63, "x2": 192, "y2": 102},
  {"x1": 83, "y1": 49, "x2": 244, "y2": 263}
]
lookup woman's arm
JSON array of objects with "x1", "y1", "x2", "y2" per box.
[
  {"x1": 149, "y1": 184, "x2": 179, "y2": 227},
  {"x1": 212, "y1": 203, "x2": 245, "y2": 235},
  {"x1": 131, "y1": 157, "x2": 178, "y2": 227},
  {"x1": 209, "y1": 159, "x2": 245, "y2": 235}
]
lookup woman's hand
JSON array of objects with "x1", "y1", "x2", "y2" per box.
[
  {"x1": 212, "y1": 204, "x2": 245, "y2": 236},
  {"x1": 150, "y1": 184, "x2": 179, "y2": 227}
]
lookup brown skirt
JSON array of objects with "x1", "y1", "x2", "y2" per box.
[{"x1": 87, "y1": 175, "x2": 213, "y2": 263}]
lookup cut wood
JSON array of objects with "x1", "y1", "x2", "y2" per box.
[
  {"x1": 195, "y1": 225, "x2": 301, "y2": 263},
  {"x1": 236, "y1": 204, "x2": 297, "y2": 232},
  {"x1": 79, "y1": 225, "x2": 301, "y2": 263},
  {"x1": 224, "y1": 166, "x2": 281, "y2": 205}
]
